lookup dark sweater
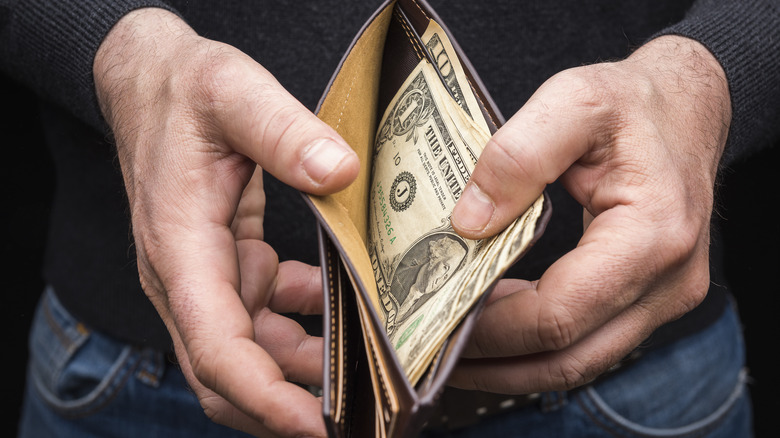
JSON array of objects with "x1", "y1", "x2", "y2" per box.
[{"x1": 1, "y1": 0, "x2": 778, "y2": 351}]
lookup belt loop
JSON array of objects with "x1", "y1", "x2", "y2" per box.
[
  {"x1": 540, "y1": 391, "x2": 568, "y2": 413},
  {"x1": 135, "y1": 348, "x2": 165, "y2": 388}
]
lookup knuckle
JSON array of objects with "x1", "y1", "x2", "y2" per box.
[
  {"x1": 533, "y1": 65, "x2": 625, "y2": 153},
  {"x1": 464, "y1": 369, "x2": 487, "y2": 392},
  {"x1": 188, "y1": 347, "x2": 213, "y2": 385},
  {"x1": 159, "y1": 44, "x2": 248, "y2": 137},
  {"x1": 547, "y1": 355, "x2": 592, "y2": 390},
  {"x1": 677, "y1": 259, "x2": 711, "y2": 315},
  {"x1": 191, "y1": 48, "x2": 247, "y2": 106},
  {"x1": 536, "y1": 304, "x2": 579, "y2": 351},
  {"x1": 469, "y1": 369, "x2": 513, "y2": 394},
  {"x1": 470, "y1": 327, "x2": 498, "y2": 357},
  {"x1": 199, "y1": 393, "x2": 257, "y2": 432},
  {"x1": 186, "y1": 339, "x2": 225, "y2": 392},
  {"x1": 548, "y1": 67, "x2": 614, "y2": 117},
  {"x1": 484, "y1": 132, "x2": 541, "y2": 184},
  {"x1": 689, "y1": 266, "x2": 711, "y2": 301},
  {"x1": 199, "y1": 394, "x2": 226, "y2": 423},
  {"x1": 253, "y1": 99, "x2": 309, "y2": 153},
  {"x1": 654, "y1": 212, "x2": 703, "y2": 270}
]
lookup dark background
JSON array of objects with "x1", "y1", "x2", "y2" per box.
[{"x1": 2, "y1": 73, "x2": 778, "y2": 437}]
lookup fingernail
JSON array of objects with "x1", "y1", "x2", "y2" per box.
[
  {"x1": 301, "y1": 138, "x2": 352, "y2": 185},
  {"x1": 453, "y1": 182, "x2": 494, "y2": 232}
]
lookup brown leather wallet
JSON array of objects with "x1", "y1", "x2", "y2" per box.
[{"x1": 301, "y1": 1, "x2": 552, "y2": 436}]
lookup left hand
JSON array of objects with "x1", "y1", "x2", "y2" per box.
[
  {"x1": 93, "y1": 9, "x2": 359, "y2": 436},
  {"x1": 448, "y1": 35, "x2": 731, "y2": 393}
]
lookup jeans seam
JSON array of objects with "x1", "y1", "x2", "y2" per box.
[
  {"x1": 135, "y1": 349, "x2": 165, "y2": 387},
  {"x1": 577, "y1": 369, "x2": 748, "y2": 438},
  {"x1": 574, "y1": 394, "x2": 630, "y2": 438},
  {"x1": 41, "y1": 292, "x2": 77, "y2": 354},
  {"x1": 33, "y1": 346, "x2": 141, "y2": 419}
]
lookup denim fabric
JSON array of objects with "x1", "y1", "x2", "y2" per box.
[
  {"x1": 18, "y1": 287, "x2": 252, "y2": 438},
  {"x1": 423, "y1": 296, "x2": 752, "y2": 438},
  {"x1": 19, "y1": 287, "x2": 751, "y2": 437}
]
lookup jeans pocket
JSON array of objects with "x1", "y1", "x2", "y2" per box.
[
  {"x1": 27, "y1": 288, "x2": 137, "y2": 418},
  {"x1": 573, "y1": 303, "x2": 752, "y2": 437}
]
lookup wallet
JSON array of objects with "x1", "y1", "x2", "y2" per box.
[{"x1": 301, "y1": 1, "x2": 552, "y2": 436}]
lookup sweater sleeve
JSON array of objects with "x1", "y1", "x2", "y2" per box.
[
  {"x1": 0, "y1": 0, "x2": 179, "y2": 132},
  {"x1": 654, "y1": 0, "x2": 780, "y2": 165}
]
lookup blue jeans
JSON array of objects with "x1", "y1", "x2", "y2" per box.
[
  {"x1": 19, "y1": 287, "x2": 751, "y2": 437},
  {"x1": 423, "y1": 298, "x2": 753, "y2": 437},
  {"x1": 18, "y1": 287, "x2": 252, "y2": 438}
]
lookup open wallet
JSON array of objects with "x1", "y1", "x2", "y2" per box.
[{"x1": 301, "y1": 0, "x2": 552, "y2": 437}]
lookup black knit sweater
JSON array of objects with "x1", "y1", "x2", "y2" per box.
[{"x1": 1, "y1": 0, "x2": 778, "y2": 351}]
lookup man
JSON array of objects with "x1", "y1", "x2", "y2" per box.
[{"x1": 3, "y1": 0, "x2": 777, "y2": 436}]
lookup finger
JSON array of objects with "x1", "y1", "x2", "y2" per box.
[
  {"x1": 205, "y1": 49, "x2": 359, "y2": 195},
  {"x1": 154, "y1": 221, "x2": 325, "y2": 437},
  {"x1": 582, "y1": 208, "x2": 595, "y2": 232},
  {"x1": 256, "y1": 259, "x2": 325, "y2": 386},
  {"x1": 169, "y1": 273, "x2": 326, "y2": 436},
  {"x1": 235, "y1": 240, "x2": 323, "y2": 316},
  {"x1": 450, "y1": 301, "x2": 653, "y2": 394},
  {"x1": 451, "y1": 69, "x2": 613, "y2": 239},
  {"x1": 269, "y1": 260, "x2": 325, "y2": 315},
  {"x1": 172, "y1": 322, "x2": 325, "y2": 437},
  {"x1": 485, "y1": 278, "x2": 536, "y2": 305},
  {"x1": 231, "y1": 166, "x2": 265, "y2": 241},
  {"x1": 253, "y1": 309, "x2": 324, "y2": 387},
  {"x1": 235, "y1": 239, "x2": 279, "y2": 314},
  {"x1": 462, "y1": 204, "x2": 707, "y2": 360},
  {"x1": 235, "y1": 241, "x2": 324, "y2": 386},
  {"x1": 263, "y1": 259, "x2": 326, "y2": 385}
]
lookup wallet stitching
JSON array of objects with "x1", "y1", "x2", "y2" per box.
[
  {"x1": 394, "y1": 9, "x2": 425, "y2": 61},
  {"x1": 327, "y1": 245, "x2": 338, "y2": 421},
  {"x1": 465, "y1": 75, "x2": 498, "y2": 129},
  {"x1": 334, "y1": 5, "x2": 383, "y2": 133},
  {"x1": 339, "y1": 263, "x2": 350, "y2": 425},
  {"x1": 334, "y1": 75, "x2": 356, "y2": 131},
  {"x1": 368, "y1": 330, "x2": 392, "y2": 429},
  {"x1": 407, "y1": 0, "x2": 429, "y2": 20}
]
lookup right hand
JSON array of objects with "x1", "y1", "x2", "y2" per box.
[
  {"x1": 448, "y1": 36, "x2": 729, "y2": 395},
  {"x1": 94, "y1": 8, "x2": 359, "y2": 437}
]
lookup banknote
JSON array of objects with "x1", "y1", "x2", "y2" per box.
[
  {"x1": 420, "y1": 20, "x2": 491, "y2": 133},
  {"x1": 362, "y1": 17, "x2": 548, "y2": 384},
  {"x1": 366, "y1": 55, "x2": 544, "y2": 383},
  {"x1": 368, "y1": 61, "x2": 477, "y2": 335},
  {"x1": 398, "y1": 196, "x2": 543, "y2": 383}
]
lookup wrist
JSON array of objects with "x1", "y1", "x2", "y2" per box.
[
  {"x1": 625, "y1": 35, "x2": 731, "y2": 182},
  {"x1": 93, "y1": 8, "x2": 197, "y2": 129}
]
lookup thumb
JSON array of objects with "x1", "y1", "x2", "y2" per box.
[
  {"x1": 210, "y1": 53, "x2": 360, "y2": 195},
  {"x1": 451, "y1": 70, "x2": 608, "y2": 239}
]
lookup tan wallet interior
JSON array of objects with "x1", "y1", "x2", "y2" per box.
[{"x1": 307, "y1": 2, "x2": 397, "y2": 313}]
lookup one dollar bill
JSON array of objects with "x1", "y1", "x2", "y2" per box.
[{"x1": 367, "y1": 25, "x2": 543, "y2": 385}]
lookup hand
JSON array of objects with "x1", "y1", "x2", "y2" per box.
[
  {"x1": 94, "y1": 8, "x2": 359, "y2": 437},
  {"x1": 449, "y1": 36, "x2": 731, "y2": 393}
]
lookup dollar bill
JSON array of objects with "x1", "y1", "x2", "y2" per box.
[
  {"x1": 420, "y1": 20, "x2": 491, "y2": 133},
  {"x1": 368, "y1": 61, "x2": 477, "y2": 335},
  {"x1": 367, "y1": 57, "x2": 544, "y2": 383},
  {"x1": 399, "y1": 196, "x2": 543, "y2": 383}
]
